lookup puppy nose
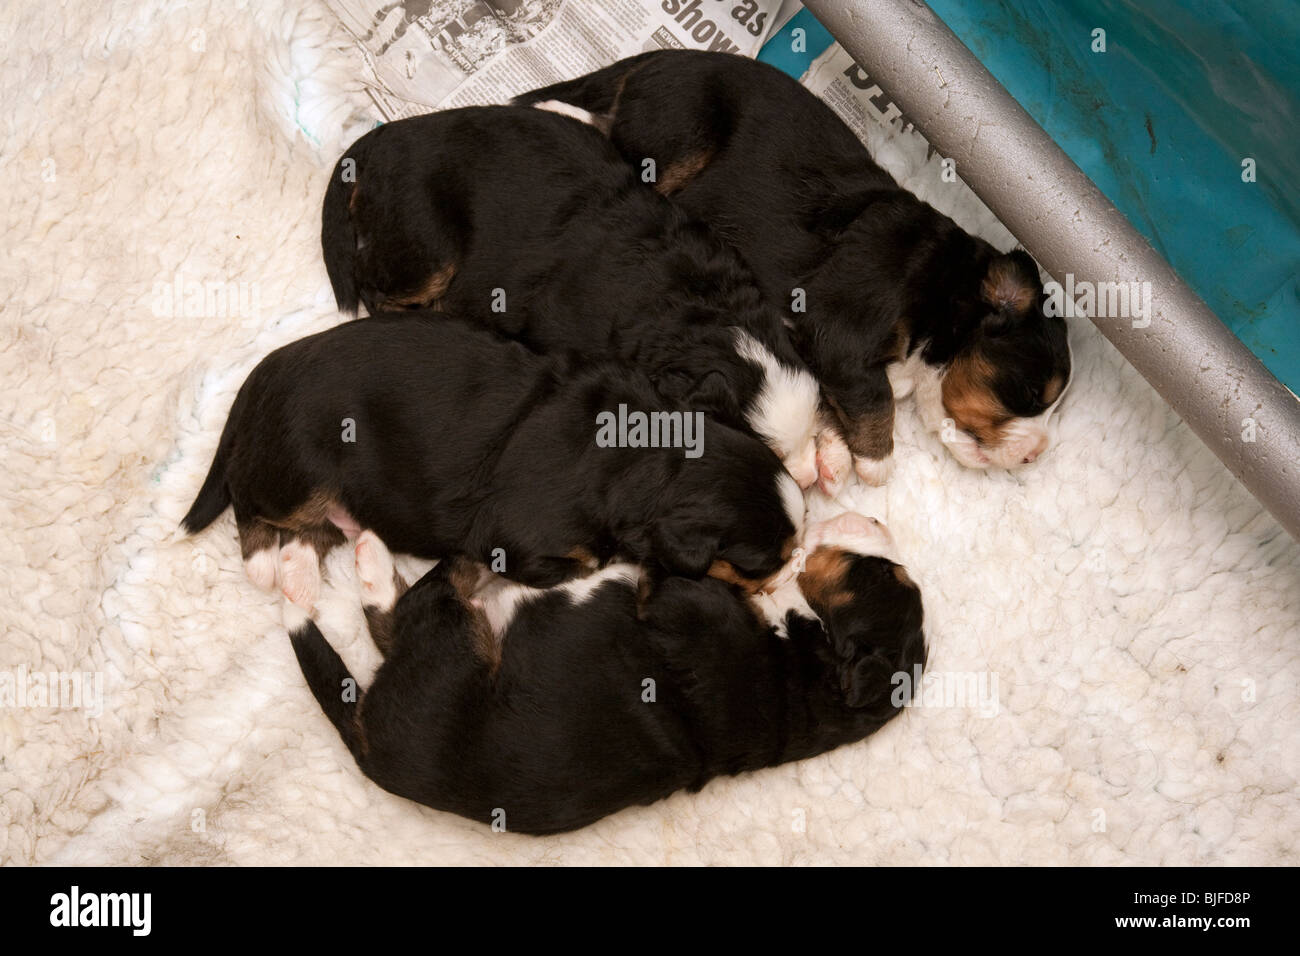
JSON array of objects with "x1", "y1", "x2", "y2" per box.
[{"x1": 1021, "y1": 434, "x2": 1049, "y2": 464}]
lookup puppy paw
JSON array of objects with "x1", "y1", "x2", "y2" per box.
[
  {"x1": 853, "y1": 453, "x2": 894, "y2": 487},
  {"x1": 244, "y1": 546, "x2": 279, "y2": 592},
  {"x1": 354, "y1": 530, "x2": 397, "y2": 610},
  {"x1": 281, "y1": 597, "x2": 312, "y2": 635},
  {"x1": 815, "y1": 428, "x2": 853, "y2": 497},
  {"x1": 280, "y1": 539, "x2": 321, "y2": 612},
  {"x1": 784, "y1": 437, "x2": 819, "y2": 490}
]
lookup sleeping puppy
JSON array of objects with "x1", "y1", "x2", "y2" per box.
[
  {"x1": 285, "y1": 511, "x2": 925, "y2": 835},
  {"x1": 515, "y1": 50, "x2": 1073, "y2": 480},
  {"x1": 320, "y1": 104, "x2": 823, "y2": 488},
  {"x1": 181, "y1": 315, "x2": 803, "y2": 608}
]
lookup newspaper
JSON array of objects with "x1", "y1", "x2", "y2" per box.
[
  {"x1": 326, "y1": 0, "x2": 788, "y2": 119},
  {"x1": 800, "y1": 42, "x2": 928, "y2": 150}
]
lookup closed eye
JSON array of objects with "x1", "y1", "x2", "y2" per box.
[{"x1": 962, "y1": 417, "x2": 1010, "y2": 446}]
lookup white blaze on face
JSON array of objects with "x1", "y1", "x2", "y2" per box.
[
  {"x1": 890, "y1": 349, "x2": 993, "y2": 466},
  {"x1": 732, "y1": 329, "x2": 821, "y2": 488},
  {"x1": 989, "y1": 404, "x2": 1056, "y2": 468},
  {"x1": 754, "y1": 510, "x2": 898, "y2": 637},
  {"x1": 902, "y1": 345, "x2": 1073, "y2": 471},
  {"x1": 801, "y1": 511, "x2": 897, "y2": 563}
]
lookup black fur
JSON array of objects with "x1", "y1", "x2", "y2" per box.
[
  {"x1": 182, "y1": 316, "x2": 798, "y2": 589},
  {"x1": 290, "y1": 553, "x2": 925, "y2": 835},
  {"x1": 516, "y1": 51, "x2": 1072, "y2": 462},
  {"x1": 319, "y1": 105, "x2": 813, "y2": 449}
]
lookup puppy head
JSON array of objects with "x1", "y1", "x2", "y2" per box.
[
  {"x1": 796, "y1": 513, "x2": 924, "y2": 709},
  {"x1": 923, "y1": 251, "x2": 1072, "y2": 469},
  {"x1": 657, "y1": 432, "x2": 804, "y2": 586}
]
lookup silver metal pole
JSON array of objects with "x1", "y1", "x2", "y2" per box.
[{"x1": 802, "y1": 0, "x2": 1300, "y2": 541}]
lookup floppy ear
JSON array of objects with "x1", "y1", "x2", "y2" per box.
[
  {"x1": 839, "y1": 651, "x2": 894, "y2": 709},
  {"x1": 648, "y1": 343, "x2": 732, "y2": 408},
  {"x1": 980, "y1": 251, "x2": 1040, "y2": 323},
  {"x1": 652, "y1": 367, "x2": 730, "y2": 413},
  {"x1": 679, "y1": 370, "x2": 733, "y2": 415},
  {"x1": 831, "y1": 561, "x2": 926, "y2": 708},
  {"x1": 652, "y1": 519, "x2": 720, "y2": 578}
]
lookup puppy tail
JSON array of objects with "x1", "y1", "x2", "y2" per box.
[
  {"x1": 288, "y1": 617, "x2": 366, "y2": 762},
  {"x1": 511, "y1": 53, "x2": 656, "y2": 114},
  {"x1": 180, "y1": 420, "x2": 234, "y2": 535},
  {"x1": 322, "y1": 145, "x2": 363, "y2": 315}
]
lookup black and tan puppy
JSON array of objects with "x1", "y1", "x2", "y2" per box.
[
  {"x1": 286, "y1": 512, "x2": 925, "y2": 835},
  {"x1": 182, "y1": 315, "x2": 804, "y2": 609},
  {"x1": 320, "y1": 104, "x2": 823, "y2": 488},
  {"x1": 516, "y1": 50, "x2": 1073, "y2": 481}
]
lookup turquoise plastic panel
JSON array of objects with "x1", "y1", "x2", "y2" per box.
[{"x1": 758, "y1": 8, "x2": 834, "y2": 77}]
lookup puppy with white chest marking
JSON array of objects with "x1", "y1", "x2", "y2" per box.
[
  {"x1": 286, "y1": 512, "x2": 925, "y2": 835},
  {"x1": 182, "y1": 315, "x2": 803, "y2": 608},
  {"x1": 321, "y1": 104, "x2": 823, "y2": 488},
  {"x1": 517, "y1": 51, "x2": 1073, "y2": 479}
]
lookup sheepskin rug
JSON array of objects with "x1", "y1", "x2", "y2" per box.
[{"x1": 2, "y1": 0, "x2": 1296, "y2": 865}]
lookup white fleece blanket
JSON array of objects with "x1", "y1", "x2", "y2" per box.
[{"x1": 2, "y1": 0, "x2": 1296, "y2": 866}]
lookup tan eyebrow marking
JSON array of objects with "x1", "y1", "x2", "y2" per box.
[
  {"x1": 798, "y1": 547, "x2": 854, "y2": 610},
  {"x1": 383, "y1": 262, "x2": 458, "y2": 309},
  {"x1": 942, "y1": 352, "x2": 1012, "y2": 446},
  {"x1": 708, "y1": 559, "x2": 766, "y2": 595}
]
